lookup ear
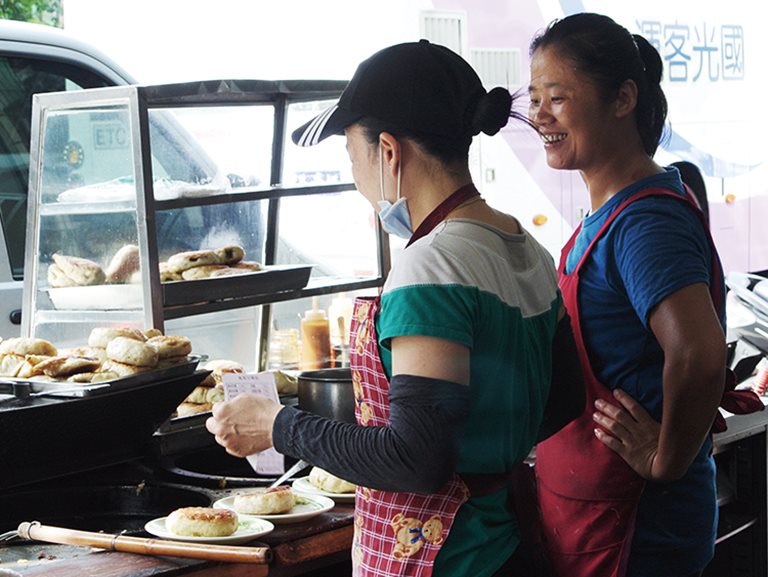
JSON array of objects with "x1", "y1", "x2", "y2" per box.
[
  {"x1": 378, "y1": 131, "x2": 401, "y2": 178},
  {"x1": 615, "y1": 79, "x2": 638, "y2": 119}
]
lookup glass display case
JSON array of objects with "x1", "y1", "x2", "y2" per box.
[{"x1": 22, "y1": 79, "x2": 389, "y2": 367}]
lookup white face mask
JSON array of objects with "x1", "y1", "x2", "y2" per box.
[{"x1": 376, "y1": 144, "x2": 412, "y2": 239}]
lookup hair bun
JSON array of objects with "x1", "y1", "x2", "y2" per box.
[{"x1": 471, "y1": 87, "x2": 512, "y2": 136}]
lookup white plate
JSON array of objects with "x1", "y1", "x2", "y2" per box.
[
  {"x1": 213, "y1": 492, "x2": 335, "y2": 524},
  {"x1": 144, "y1": 516, "x2": 274, "y2": 544},
  {"x1": 48, "y1": 284, "x2": 143, "y2": 310},
  {"x1": 291, "y1": 476, "x2": 356, "y2": 503}
]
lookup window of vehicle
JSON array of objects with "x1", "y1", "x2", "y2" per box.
[{"x1": 0, "y1": 54, "x2": 114, "y2": 280}]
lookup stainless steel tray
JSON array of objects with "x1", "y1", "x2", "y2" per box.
[
  {"x1": 0, "y1": 354, "x2": 207, "y2": 399},
  {"x1": 162, "y1": 264, "x2": 312, "y2": 307},
  {"x1": 47, "y1": 265, "x2": 313, "y2": 310}
]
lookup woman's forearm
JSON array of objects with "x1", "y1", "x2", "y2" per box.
[{"x1": 655, "y1": 358, "x2": 724, "y2": 480}]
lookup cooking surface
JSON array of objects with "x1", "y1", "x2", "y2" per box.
[{"x1": 0, "y1": 459, "x2": 355, "y2": 575}]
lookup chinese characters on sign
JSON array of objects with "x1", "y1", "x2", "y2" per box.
[{"x1": 635, "y1": 20, "x2": 744, "y2": 82}]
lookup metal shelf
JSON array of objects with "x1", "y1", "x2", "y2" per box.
[{"x1": 162, "y1": 277, "x2": 383, "y2": 320}]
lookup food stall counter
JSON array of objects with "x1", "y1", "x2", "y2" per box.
[{"x1": 1, "y1": 504, "x2": 355, "y2": 577}]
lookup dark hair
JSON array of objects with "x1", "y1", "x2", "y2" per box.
[
  {"x1": 358, "y1": 87, "x2": 532, "y2": 165},
  {"x1": 529, "y1": 12, "x2": 668, "y2": 156},
  {"x1": 671, "y1": 160, "x2": 709, "y2": 224}
]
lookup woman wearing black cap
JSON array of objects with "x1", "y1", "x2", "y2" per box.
[{"x1": 208, "y1": 39, "x2": 582, "y2": 577}]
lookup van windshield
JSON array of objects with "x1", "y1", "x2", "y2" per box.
[{"x1": 0, "y1": 54, "x2": 112, "y2": 280}]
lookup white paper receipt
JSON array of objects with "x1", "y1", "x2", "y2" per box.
[{"x1": 221, "y1": 372, "x2": 285, "y2": 476}]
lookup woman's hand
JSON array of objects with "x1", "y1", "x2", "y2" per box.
[
  {"x1": 205, "y1": 394, "x2": 284, "y2": 458},
  {"x1": 593, "y1": 388, "x2": 662, "y2": 481}
]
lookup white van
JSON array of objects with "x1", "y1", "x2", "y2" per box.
[
  {"x1": 0, "y1": 19, "x2": 138, "y2": 336},
  {"x1": 0, "y1": 20, "x2": 274, "y2": 350}
]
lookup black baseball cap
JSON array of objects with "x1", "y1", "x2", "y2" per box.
[{"x1": 291, "y1": 39, "x2": 486, "y2": 147}]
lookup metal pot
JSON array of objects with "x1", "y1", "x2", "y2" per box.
[{"x1": 297, "y1": 368, "x2": 355, "y2": 424}]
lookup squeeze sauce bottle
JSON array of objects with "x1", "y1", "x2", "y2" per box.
[{"x1": 300, "y1": 297, "x2": 331, "y2": 370}]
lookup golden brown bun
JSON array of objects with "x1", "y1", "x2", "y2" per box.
[
  {"x1": 36, "y1": 355, "x2": 102, "y2": 378},
  {"x1": 66, "y1": 372, "x2": 101, "y2": 383},
  {"x1": 0, "y1": 353, "x2": 26, "y2": 377},
  {"x1": 207, "y1": 267, "x2": 252, "y2": 278},
  {"x1": 233, "y1": 486, "x2": 295, "y2": 515},
  {"x1": 157, "y1": 356, "x2": 190, "y2": 369},
  {"x1": 205, "y1": 386, "x2": 225, "y2": 404},
  {"x1": 203, "y1": 359, "x2": 246, "y2": 385},
  {"x1": 105, "y1": 244, "x2": 140, "y2": 284},
  {"x1": 16, "y1": 354, "x2": 53, "y2": 379},
  {"x1": 165, "y1": 507, "x2": 238, "y2": 537},
  {"x1": 51, "y1": 253, "x2": 106, "y2": 286},
  {"x1": 214, "y1": 245, "x2": 245, "y2": 265},
  {"x1": 88, "y1": 327, "x2": 146, "y2": 348},
  {"x1": 106, "y1": 337, "x2": 158, "y2": 367},
  {"x1": 146, "y1": 335, "x2": 192, "y2": 359},
  {"x1": 58, "y1": 346, "x2": 108, "y2": 363},
  {"x1": 232, "y1": 260, "x2": 263, "y2": 271},
  {"x1": 184, "y1": 386, "x2": 210, "y2": 405},
  {"x1": 167, "y1": 249, "x2": 220, "y2": 273},
  {"x1": 176, "y1": 401, "x2": 213, "y2": 417},
  {"x1": 90, "y1": 370, "x2": 119, "y2": 382},
  {"x1": 180, "y1": 265, "x2": 228, "y2": 280},
  {"x1": 143, "y1": 328, "x2": 163, "y2": 339},
  {"x1": 100, "y1": 359, "x2": 150, "y2": 378},
  {"x1": 273, "y1": 370, "x2": 298, "y2": 395},
  {"x1": 159, "y1": 262, "x2": 183, "y2": 282},
  {"x1": 48, "y1": 263, "x2": 78, "y2": 288},
  {"x1": 26, "y1": 374, "x2": 56, "y2": 382},
  {"x1": 308, "y1": 467, "x2": 356, "y2": 494},
  {"x1": 0, "y1": 337, "x2": 57, "y2": 357}
]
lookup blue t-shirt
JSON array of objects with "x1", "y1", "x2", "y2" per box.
[{"x1": 565, "y1": 168, "x2": 721, "y2": 576}]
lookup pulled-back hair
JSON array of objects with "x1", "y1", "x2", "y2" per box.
[
  {"x1": 529, "y1": 12, "x2": 668, "y2": 156},
  {"x1": 358, "y1": 87, "x2": 533, "y2": 166}
]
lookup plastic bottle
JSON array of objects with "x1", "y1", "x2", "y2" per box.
[
  {"x1": 268, "y1": 327, "x2": 300, "y2": 370},
  {"x1": 300, "y1": 297, "x2": 331, "y2": 370},
  {"x1": 328, "y1": 293, "x2": 354, "y2": 348}
]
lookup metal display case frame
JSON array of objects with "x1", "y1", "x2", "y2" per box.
[{"x1": 22, "y1": 79, "x2": 390, "y2": 365}]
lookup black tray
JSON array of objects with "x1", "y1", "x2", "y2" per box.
[
  {"x1": 162, "y1": 264, "x2": 312, "y2": 306},
  {"x1": 0, "y1": 355, "x2": 206, "y2": 399},
  {"x1": 0, "y1": 371, "x2": 209, "y2": 489}
]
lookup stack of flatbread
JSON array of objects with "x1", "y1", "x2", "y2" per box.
[
  {"x1": 0, "y1": 328, "x2": 192, "y2": 383},
  {"x1": 160, "y1": 245, "x2": 262, "y2": 282},
  {"x1": 176, "y1": 359, "x2": 244, "y2": 417},
  {"x1": 47, "y1": 244, "x2": 262, "y2": 288}
]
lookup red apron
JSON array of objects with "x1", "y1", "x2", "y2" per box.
[
  {"x1": 347, "y1": 184, "x2": 480, "y2": 577},
  {"x1": 536, "y1": 186, "x2": 724, "y2": 577}
]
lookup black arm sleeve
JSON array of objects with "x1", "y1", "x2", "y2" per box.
[
  {"x1": 272, "y1": 374, "x2": 471, "y2": 494},
  {"x1": 537, "y1": 312, "x2": 586, "y2": 442}
]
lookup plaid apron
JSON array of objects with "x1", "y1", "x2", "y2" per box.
[{"x1": 349, "y1": 296, "x2": 469, "y2": 577}]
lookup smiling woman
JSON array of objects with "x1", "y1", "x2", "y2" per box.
[{"x1": 528, "y1": 12, "x2": 729, "y2": 577}]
